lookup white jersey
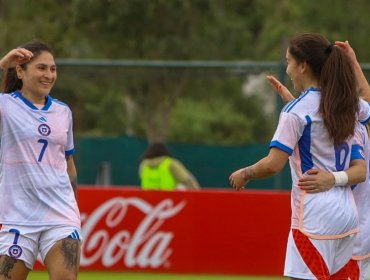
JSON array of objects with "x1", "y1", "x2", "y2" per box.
[
  {"x1": 352, "y1": 124, "x2": 370, "y2": 260},
  {"x1": 270, "y1": 87, "x2": 370, "y2": 239},
  {"x1": 0, "y1": 91, "x2": 80, "y2": 228}
]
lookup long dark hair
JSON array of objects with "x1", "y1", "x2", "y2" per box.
[
  {"x1": 0, "y1": 40, "x2": 54, "y2": 93},
  {"x1": 288, "y1": 33, "x2": 358, "y2": 146}
]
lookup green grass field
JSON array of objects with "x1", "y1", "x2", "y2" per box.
[{"x1": 27, "y1": 271, "x2": 285, "y2": 280}]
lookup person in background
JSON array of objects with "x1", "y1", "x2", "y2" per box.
[
  {"x1": 230, "y1": 33, "x2": 370, "y2": 279},
  {"x1": 139, "y1": 141, "x2": 200, "y2": 190},
  {"x1": 267, "y1": 40, "x2": 370, "y2": 280},
  {"x1": 0, "y1": 41, "x2": 81, "y2": 280}
]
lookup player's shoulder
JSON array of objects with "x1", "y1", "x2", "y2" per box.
[
  {"x1": 282, "y1": 88, "x2": 319, "y2": 117},
  {"x1": 170, "y1": 158, "x2": 187, "y2": 171},
  {"x1": 354, "y1": 122, "x2": 369, "y2": 142},
  {"x1": 50, "y1": 96, "x2": 69, "y2": 107},
  {"x1": 49, "y1": 96, "x2": 72, "y2": 112},
  {"x1": 0, "y1": 92, "x2": 19, "y2": 104},
  {"x1": 0, "y1": 92, "x2": 16, "y2": 99},
  {"x1": 358, "y1": 98, "x2": 370, "y2": 124}
]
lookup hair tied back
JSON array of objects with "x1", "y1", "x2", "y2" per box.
[{"x1": 325, "y1": 43, "x2": 334, "y2": 54}]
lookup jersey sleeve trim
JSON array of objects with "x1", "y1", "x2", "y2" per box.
[
  {"x1": 269, "y1": 140, "x2": 293, "y2": 155},
  {"x1": 350, "y1": 144, "x2": 365, "y2": 161},
  {"x1": 65, "y1": 148, "x2": 75, "y2": 156},
  {"x1": 358, "y1": 99, "x2": 370, "y2": 124},
  {"x1": 360, "y1": 115, "x2": 370, "y2": 125}
]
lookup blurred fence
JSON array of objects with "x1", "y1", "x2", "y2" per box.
[
  {"x1": 52, "y1": 59, "x2": 370, "y2": 189},
  {"x1": 74, "y1": 135, "x2": 292, "y2": 189}
]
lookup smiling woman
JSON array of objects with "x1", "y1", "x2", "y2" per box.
[
  {"x1": 15, "y1": 51, "x2": 57, "y2": 107},
  {"x1": 0, "y1": 41, "x2": 81, "y2": 280}
]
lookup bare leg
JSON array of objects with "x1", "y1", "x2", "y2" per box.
[
  {"x1": 0, "y1": 255, "x2": 29, "y2": 280},
  {"x1": 44, "y1": 238, "x2": 81, "y2": 280}
]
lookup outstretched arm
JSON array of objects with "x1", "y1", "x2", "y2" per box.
[
  {"x1": 335, "y1": 41, "x2": 370, "y2": 102},
  {"x1": 230, "y1": 76, "x2": 293, "y2": 191},
  {"x1": 0, "y1": 48, "x2": 33, "y2": 70},
  {"x1": 229, "y1": 148, "x2": 289, "y2": 191}
]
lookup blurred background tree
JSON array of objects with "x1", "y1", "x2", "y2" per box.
[{"x1": 0, "y1": 0, "x2": 368, "y2": 145}]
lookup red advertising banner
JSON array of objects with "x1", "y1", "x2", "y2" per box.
[{"x1": 36, "y1": 187, "x2": 291, "y2": 276}]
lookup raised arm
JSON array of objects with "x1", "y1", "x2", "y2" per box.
[
  {"x1": 266, "y1": 75, "x2": 294, "y2": 103},
  {"x1": 335, "y1": 41, "x2": 370, "y2": 102},
  {"x1": 0, "y1": 48, "x2": 34, "y2": 70}
]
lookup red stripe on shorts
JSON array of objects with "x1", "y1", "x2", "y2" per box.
[
  {"x1": 330, "y1": 259, "x2": 359, "y2": 280},
  {"x1": 292, "y1": 229, "x2": 330, "y2": 279}
]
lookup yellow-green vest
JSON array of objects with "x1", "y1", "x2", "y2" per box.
[{"x1": 141, "y1": 157, "x2": 177, "y2": 191}]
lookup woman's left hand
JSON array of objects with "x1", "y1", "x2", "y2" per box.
[{"x1": 298, "y1": 169, "x2": 335, "y2": 193}]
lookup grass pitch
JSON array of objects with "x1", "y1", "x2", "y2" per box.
[{"x1": 28, "y1": 271, "x2": 285, "y2": 280}]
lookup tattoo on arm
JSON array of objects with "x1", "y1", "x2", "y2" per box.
[{"x1": 242, "y1": 166, "x2": 256, "y2": 180}]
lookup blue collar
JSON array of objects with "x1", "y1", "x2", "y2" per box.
[{"x1": 13, "y1": 91, "x2": 52, "y2": 111}]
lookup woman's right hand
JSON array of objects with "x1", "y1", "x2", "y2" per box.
[
  {"x1": 266, "y1": 75, "x2": 294, "y2": 103},
  {"x1": 335, "y1": 40, "x2": 357, "y2": 64},
  {"x1": 0, "y1": 48, "x2": 34, "y2": 70}
]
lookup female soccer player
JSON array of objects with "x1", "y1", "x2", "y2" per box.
[
  {"x1": 0, "y1": 41, "x2": 81, "y2": 280},
  {"x1": 229, "y1": 33, "x2": 370, "y2": 279},
  {"x1": 267, "y1": 40, "x2": 370, "y2": 280}
]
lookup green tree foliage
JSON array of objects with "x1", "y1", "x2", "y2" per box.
[
  {"x1": 0, "y1": 0, "x2": 369, "y2": 144},
  {"x1": 169, "y1": 95, "x2": 274, "y2": 145}
]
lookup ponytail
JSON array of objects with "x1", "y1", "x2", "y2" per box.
[
  {"x1": 288, "y1": 33, "x2": 358, "y2": 146},
  {"x1": 0, "y1": 67, "x2": 23, "y2": 93},
  {"x1": 320, "y1": 46, "x2": 358, "y2": 146}
]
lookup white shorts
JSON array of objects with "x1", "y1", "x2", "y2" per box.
[
  {"x1": 284, "y1": 229, "x2": 355, "y2": 279},
  {"x1": 0, "y1": 224, "x2": 82, "y2": 270},
  {"x1": 357, "y1": 258, "x2": 370, "y2": 280}
]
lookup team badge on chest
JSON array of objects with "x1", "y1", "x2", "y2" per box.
[{"x1": 38, "y1": 124, "x2": 51, "y2": 136}]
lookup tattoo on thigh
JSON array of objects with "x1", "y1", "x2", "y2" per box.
[
  {"x1": 61, "y1": 239, "x2": 79, "y2": 270},
  {"x1": 0, "y1": 256, "x2": 17, "y2": 278}
]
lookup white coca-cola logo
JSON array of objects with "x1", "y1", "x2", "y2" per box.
[{"x1": 80, "y1": 197, "x2": 186, "y2": 269}]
